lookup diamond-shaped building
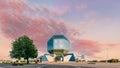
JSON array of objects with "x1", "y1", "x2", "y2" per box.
[
  {"x1": 41, "y1": 35, "x2": 75, "y2": 62},
  {"x1": 47, "y1": 35, "x2": 70, "y2": 55}
]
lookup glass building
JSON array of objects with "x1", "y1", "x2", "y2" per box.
[
  {"x1": 41, "y1": 35, "x2": 75, "y2": 62},
  {"x1": 47, "y1": 35, "x2": 70, "y2": 55}
]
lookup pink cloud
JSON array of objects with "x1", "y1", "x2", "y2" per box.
[
  {"x1": 71, "y1": 39, "x2": 101, "y2": 56},
  {"x1": 70, "y1": 37, "x2": 118, "y2": 57},
  {"x1": 43, "y1": 6, "x2": 70, "y2": 16},
  {"x1": 0, "y1": 0, "x2": 118, "y2": 59},
  {"x1": 0, "y1": 0, "x2": 71, "y2": 51},
  {"x1": 52, "y1": 7, "x2": 70, "y2": 16}
]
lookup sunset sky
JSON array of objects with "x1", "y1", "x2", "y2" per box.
[{"x1": 0, "y1": 0, "x2": 120, "y2": 60}]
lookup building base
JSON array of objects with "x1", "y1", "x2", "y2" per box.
[{"x1": 40, "y1": 53, "x2": 75, "y2": 62}]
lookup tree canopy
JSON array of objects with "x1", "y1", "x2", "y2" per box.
[{"x1": 10, "y1": 35, "x2": 38, "y2": 64}]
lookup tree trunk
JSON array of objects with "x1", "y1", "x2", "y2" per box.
[
  {"x1": 27, "y1": 58, "x2": 29, "y2": 64},
  {"x1": 18, "y1": 57, "x2": 21, "y2": 63}
]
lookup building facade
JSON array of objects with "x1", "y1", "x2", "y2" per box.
[{"x1": 41, "y1": 35, "x2": 75, "y2": 62}]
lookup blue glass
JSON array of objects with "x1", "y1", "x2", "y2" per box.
[
  {"x1": 47, "y1": 35, "x2": 70, "y2": 52},
  {"x1": 54, "y1": 39, "x2": 70, "y2": 50}
]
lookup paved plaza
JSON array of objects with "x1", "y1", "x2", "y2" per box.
[{"x1": 0, "y1": 62, "x2": 120, "y2": 68}]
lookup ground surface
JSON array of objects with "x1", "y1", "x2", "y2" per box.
[{"x1": 0, "y1": 62, "x2": 120, "y2": 68}]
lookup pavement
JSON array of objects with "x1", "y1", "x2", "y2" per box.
[
  {"x1": 0, "y1": 64, "x2": 80, "y2": 68},
  {"x1": 0, "y1": 62, "x2": 120, "y2": 68}
]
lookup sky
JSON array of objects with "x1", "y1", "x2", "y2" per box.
[{"x1": 0, "y1": 0, "x2": 120, "y2": 60}]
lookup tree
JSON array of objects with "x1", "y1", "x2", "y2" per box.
[
  {"x1": 108, "y1": 59, "x2": 119, "y2": 63},
  {"x1": 91, "y1": 60, "x2": 98, "y2": 62},
  {"x1": 10, "y1": 35, "x2": 38, "y2": 64}
]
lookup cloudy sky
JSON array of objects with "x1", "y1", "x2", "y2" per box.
[{"x1": 0, "y1": 0, "x2": 120, "y2": 60}]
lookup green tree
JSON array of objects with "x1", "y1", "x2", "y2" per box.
[
  {"x1": 10, "y1": 35, "x2": 38, "y2": 64},
  {"x1": 108, "y1": 59, "x2": 119, "y2": 63},
  {"x1": 92, "y1": 60, "x2": 98, "y2": 62}
]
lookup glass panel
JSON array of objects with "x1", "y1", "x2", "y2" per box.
[{"x1": 54, "y1": 39, "x2": 70, "y2": 50}]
